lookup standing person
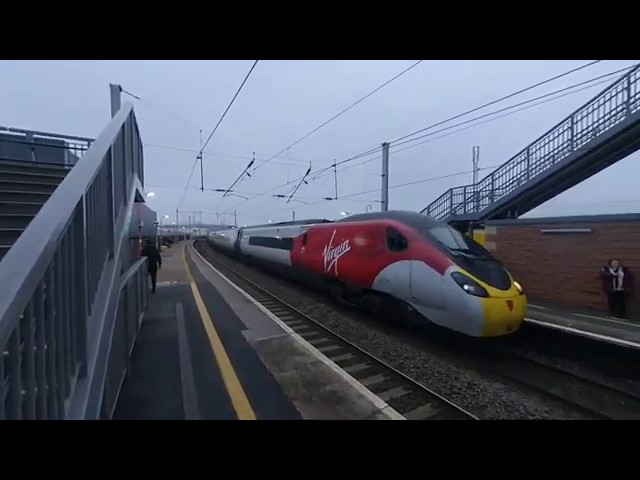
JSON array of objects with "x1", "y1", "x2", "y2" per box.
[
  {"x1": 141, "y1": 238, "x2": 162, "y2": 293},
  {"x1": 599, "y1": 259, "x2": 633, "y2": 318}
]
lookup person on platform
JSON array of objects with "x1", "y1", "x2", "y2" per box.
[
  {"x1": 141, "y1": 239, "x2": 162, "y2": 293},
  {"x1": 599, "y1": 259, "x2": 632, "y2": 318}
]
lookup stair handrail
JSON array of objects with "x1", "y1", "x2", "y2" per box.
[{"x1": 0, "y1": 102, "x2": 148, "y2": 419}]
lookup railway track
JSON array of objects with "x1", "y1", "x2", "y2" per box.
[
  {"x1": 453, "y1": 340, "x2": 640, "y2": 420},
  {"x1": 193, "y1": 241, "x2": 477, "y2": 421},
  {"x1": 194, "y1": 240, "x2": 640, "y2": 420}
]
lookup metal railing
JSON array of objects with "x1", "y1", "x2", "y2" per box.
[
  {"x1": 422, "y1": 64, "x2": 640, "y2": 221},
  {"x1": 0, "y1": 126, "x2": 94, "y2": 168},
  {"x1": 0, "y1": 102, "x2": 148, "y2": 419}
]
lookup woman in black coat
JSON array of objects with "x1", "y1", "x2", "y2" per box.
[{"x1": 599, "y1": 259, "x2": 633, "y2": 318}]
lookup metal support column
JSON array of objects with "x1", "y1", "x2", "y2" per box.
[
  {"x1": 381, "y1": 142, "x2": 390, "y2": 212},
  {"x1": 472, "y1": 145, "x2": 480, "y2": 212},
  {"x1": 109, "y1": 84, "x2": 122, "y2": 118}
]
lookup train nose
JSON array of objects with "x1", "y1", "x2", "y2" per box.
[{"x1": 480, "y1": 294, "x2": 528, "y2": 336}]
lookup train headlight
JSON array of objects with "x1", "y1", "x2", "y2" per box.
[
  {"x1": 451, "y1": 272, "x2": 488, "y2": 297},
  {"x1": 513, "y1": 281, "x2": 524, "y2": 295}
]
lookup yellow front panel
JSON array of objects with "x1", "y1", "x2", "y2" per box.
[
  {"x1": 479, "y1": 294, "x2": 527, "y2": 336},
  {"x1": 472, "y1": 230, "x2": 486, "y2": 246}
]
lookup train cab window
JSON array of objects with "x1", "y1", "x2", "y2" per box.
[
  {"x1": 429, "y1": 225, "x2": 490, "y2": 256},
  {"x1": 386, "y1": 228, "x2": 408, "y2": 252}
]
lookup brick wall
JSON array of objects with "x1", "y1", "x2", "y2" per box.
[{"x1": 484, "y1": 213, "x2": 640, "y2": 316}]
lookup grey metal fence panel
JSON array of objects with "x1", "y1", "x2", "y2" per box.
[{"x1": 0, "y1": 103, "x2": 149, "y2": 419}]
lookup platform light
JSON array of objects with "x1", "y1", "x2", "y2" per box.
[
  {"x1": 146, "y1": 192, "x2": 155, "y2": 197},
  {"x1": 340, "y1": 211, "x2": 350, "y2": 216}
]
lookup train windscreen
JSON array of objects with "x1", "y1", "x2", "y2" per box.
[
  {"x1": 427, "y1": 226, "x2": 492, "y2": 258},
  {"x1": 426, "y1": 225, "x2": 511, "y2": 290}
]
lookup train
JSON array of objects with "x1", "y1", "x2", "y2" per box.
[{"x1": 207, "y1": 210, "x2": 527, "y2": 337}]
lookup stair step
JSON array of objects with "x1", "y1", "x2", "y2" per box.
[
  {"x1": 0, "y1": 160, "x2": 68, "y2": 177},
  {"x1": 0, "y1": 228, "x2": 23, "y2": 244},
  {"x1": 0, "y1": 190, "x2": 50, "y2": 204},
  {"x1": 0, "y1": 170, "x2": 67, "y2": 185},
  {"x1": 0, "y1": 180, "x2": 59, "y2": 194},
  {"x1": 0, "y1": 214, "x2": 35, "y2": 229},
  {"x1": 0, "y1": 202, "x2": 42, "y2": 215}
]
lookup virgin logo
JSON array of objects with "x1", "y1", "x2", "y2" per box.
[{"x1": 323, "y1": 229, "x2": 351, "y2": 274}]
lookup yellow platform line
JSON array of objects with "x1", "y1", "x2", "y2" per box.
[{"x1": 182, "y1": 244, "x2": 257, "y2": 420}]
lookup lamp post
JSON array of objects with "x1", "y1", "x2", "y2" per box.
[{"x1": 153, "y1": 220, "x2": 159, "y2": 249}]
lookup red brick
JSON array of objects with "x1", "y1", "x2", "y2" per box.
[{"x1": 491, "y1": 220, "x2": 640, "y2": 316}]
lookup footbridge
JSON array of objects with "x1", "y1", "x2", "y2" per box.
[{"x1": 421, "y1": 64, "x2": 640, "y2": 232}]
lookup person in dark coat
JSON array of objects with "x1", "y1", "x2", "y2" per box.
[
  {"x1": 599, "y1": 259, "x2": 633, "y2": 318},
  {"x1": 141, "y1": 239, "x2": 162, "y2": 293}
]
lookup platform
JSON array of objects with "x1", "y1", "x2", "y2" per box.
[
  {"x1": 113, "y1": 241, "x2": 403, "y2": 420},
  {"x1": 524, "y1": 302, "x2": 640, "y2": 350}
]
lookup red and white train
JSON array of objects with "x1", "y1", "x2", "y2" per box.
[{"x1": 207, "y1": 210, "x2": 527, "y2": 337}]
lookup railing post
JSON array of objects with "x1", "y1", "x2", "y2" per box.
[
  {"x1": 108, "y1": 145, "x2": 117, "y2": 257},
  {"x1": 569, "y1": 115, "x2": 575, "y2": 151},
  {"x1": 626, "y1": 75, "x2": 632, "y2": 116},
  {"x1": 490, "y1": 175, "x2": 496, "y2": 203},
  {"x1": 463, "y1": 186, "x2": 468, "y2": 214},
  {"x1": 74, "y1": 201, "x2": 89, "y2": 377}
]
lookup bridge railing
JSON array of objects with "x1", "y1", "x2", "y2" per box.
[
  {"x1": 0, "y1": 126, "x2": 94, "y2": 167},
  {"x1": 421, "y1": 64, "x2": 640, "y2": 221},
  {"x1": 0, "y1": 102, "x2": 148, "y2": 420}
]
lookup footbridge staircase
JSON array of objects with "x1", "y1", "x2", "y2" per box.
[
  {"x1": 421, "y1": 64, "x2": 640, "y2": 232},
  {"x1": 0, "y1": 102, "x2": 150, "y2": 419}
]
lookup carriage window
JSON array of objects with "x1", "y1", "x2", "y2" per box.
[
  {"x1": 248, "y1": 236, "x2": 294, "y2": 250},
  {"x1": 386, "y1": 228, "x2": 408, "y2": 252}
]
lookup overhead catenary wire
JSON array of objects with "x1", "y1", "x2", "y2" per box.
[
  {"x1": 285, "y1": 165, "x2": 312, "y2": 203},
  {"x1": 330, "y1": 61, "x2": 619, "y2": 171},
  {"x1": 234, "y1": 64, "x2": 635, "y2": 217},
  {"x1": 390, "y1": 60, "x2": 603, "y2": 145},
  {"x1": 216, "y1": 61, "x2": 634, "y2": 219},
  {"x1": 251, "y1": 60, "x2": 425, "y2": 172},
  {"x1": 143, "y1": 142, "x2": 314, "y2": 168},
  {"x1": 315, "y1": 66, "x2": 635, "y2": 180},
  {"x1": 178, "y1": 60, "x2": 259, "y2": 208},
  {"x1": 147, "y1": 64, "x2": 628, "y2": 203},
  {"x1": 310, "y1": 62, "x2": 636, "y2": 185},
  {"x1": 121, "y1": 88, "x2": 203, "y2": 132},
  {"x1": 389, "y1": 73, "x2": 628, "y2": 157},
  {"x1": 390, "y1": 65, "x2": 634, "y2": 150},
  {"x1": 254, "y1": 164, "x2": 502, "y2": 221},
  {"x1": 283, "y1": 64, "x2": 633, "y2": 204},
  {"x1": 117, "y1": 92, "x2": 314, "y2": 168}
]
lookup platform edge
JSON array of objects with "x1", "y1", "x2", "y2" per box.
[
  {"x1": 524, "y1": 317, "x2": 640, "y2": 350},
  {"x1": 188, "y1": 242, "x2": 406, "y2": 420}
]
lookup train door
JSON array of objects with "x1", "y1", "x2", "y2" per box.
[
  {"x1": 234, "y1": 228, "x2": 244, "y2": 252},
  {"x1": 290, "y1": 225, "x2": 312, "y2": 269},
  {"x1": 372, "y1": 227, "x2": 412, "y2": 299}
]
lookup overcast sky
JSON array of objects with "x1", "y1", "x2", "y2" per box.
[{"x1": 1, "y1": 60, "x2": 639, "y2": 227}]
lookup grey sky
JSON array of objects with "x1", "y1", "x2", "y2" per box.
[{"x1": 1, "y1": 60, "x2": 639, "y2": 226}]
